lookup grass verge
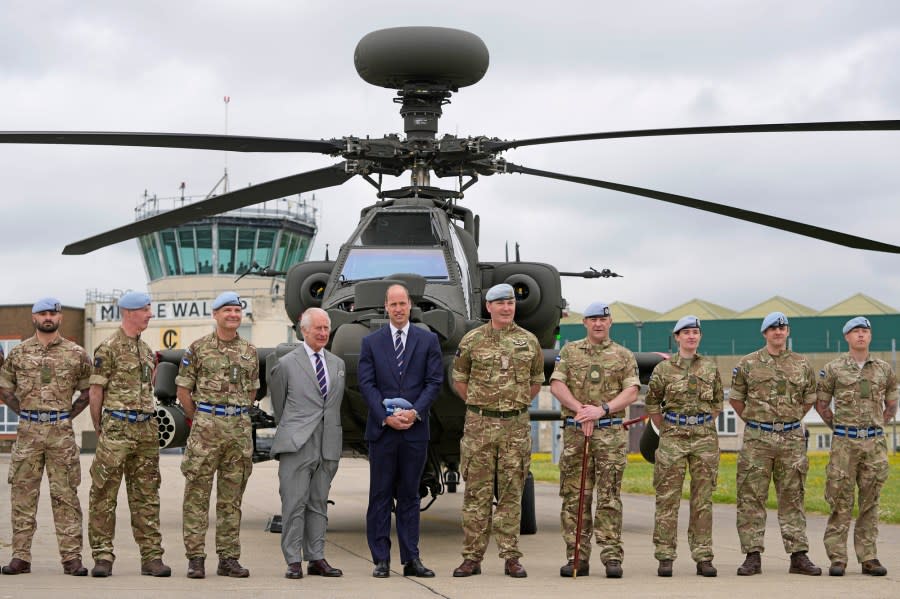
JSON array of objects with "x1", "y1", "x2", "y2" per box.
[{"x1": 530, "y1": 451, "x2": 900, "y2": 524}]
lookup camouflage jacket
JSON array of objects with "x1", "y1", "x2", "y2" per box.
[
  {"x1": 645, "y1": 353, "x2": 723, "y2": 415},
  {"x1": 0, "y1": 335, "x2": 91, "y2": 411},
  {"x1": 550, "y1": 337, "x2": 639, "y2": 418},
  {"x1": 817, "y1": 353, "x2": 898, "y2": 429},
  {"x1": 175, "y1": 331, "x2": 259, "y2": 406},
  {"x1": 729, "y1": 348, "x2": 816, "y2": 422},
  {"x1": 453, "y1": 322, "x2": 544, "y2": 411},
  {"x1": 89, "y1": 327, "x2": 156, "y2": 412}
]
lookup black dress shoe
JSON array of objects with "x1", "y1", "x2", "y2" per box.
[
  {"x1": 308, "y1": 559, "x2": 342, "y2": 577},
  {"x1": 373, "y1": 560, "x2": 390, "y2": 578},
  {"x1": 285, "y1": 562, "x2": 303, "y2": 579},
  {"x1": 403, "y1": 558, "x2": 435, "y2": 578}
]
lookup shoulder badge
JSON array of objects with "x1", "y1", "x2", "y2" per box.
[
  {"x1": 819, "y1": 369, "x2": 826, "y2": 378},
  {"x1": 93, "y1": 357, "x2": 103, "y2": 368},
  {"x1": 455, "y1": 348, "x2": 461, "y2": 357},
  {"x1": 554, "y1": 354, "x2": 561, "y2": 362}
]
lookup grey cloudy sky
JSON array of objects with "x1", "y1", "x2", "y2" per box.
[{"x1": 1, "y1": 0, "x2": 899, "y2": 315}]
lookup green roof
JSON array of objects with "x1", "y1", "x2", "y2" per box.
[
  {"x1": 737, "y1": 296, "x2": 817, "y2": 319},
  {"x1": 654, "y1": 298, "x2": 738, "y2": 322},
  {"x1": 818, "y1": 293, "x2": 898, "y2": 316}
]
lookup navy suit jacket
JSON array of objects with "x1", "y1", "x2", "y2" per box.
[{"x1": 358, "y1": 323, "x2": 443, "y2": 442}]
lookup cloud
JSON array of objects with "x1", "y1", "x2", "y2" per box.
[{"x1": 1, "y1": 0, "x2": 899, "y2": 317}]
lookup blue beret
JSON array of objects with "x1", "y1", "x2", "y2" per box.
[
  {"x1": 32, "y1": 297, "x2": 62, "y2": 313},
  {"x1": 212, "y1": 291, "x2": 242, "y2": 310},
  {"x1": 842, "y1": 316, "x2": 871, "y2": 335},
  {"x1": 485, "y1": 283, "x2": 515, "y2": 302},
  {"x1": 117, "y1": 291, "x2": 151, "y2": 310},
  {"x1": 584, "y1": 301, "x2": 611, "y2": 318},
  {"x1": 673, "y1": 315, "x2": 701, "y2": 334},
  {"x1": 761, "y1": 311, "x2": 789, "y2": 332}
]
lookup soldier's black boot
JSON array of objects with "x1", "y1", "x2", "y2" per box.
[
  {"x1": 2, "y1": 558, "x2": 31, "y2": 575},
  {"x1": 91, "y1": 559, "x2": 112, "y2": 578},
  {"x1": 789, "y1": 551, "x2": 821, "y2": 576},
  {"x1": 737, "y1": 551, "x2": 761, "y2": 576},
  {"x1": 62, "y1": 557, "x2": 88, "y2": 576},
  {"x1": 217, "y1": 557, "x2": 250, "y2": 578},
  {"x1": 861, "y1": 559, "x2": 887, "y2": 576},
  {"x1": 559, "y1": 559, "x2": 589, "y2": 577},
  {"x1": 187, "y1": 557, "x2": 206, "y2": 579},
  {"x1": 604, "y1": 560, "x2": 623, "y2": 578},
  {"x1": 696, "y1": 560, "x2": 717, "y2": 577},
  {"x1": 141, "y1": 558, "x2": 172, "y2": 577},
  {"x1": 657, "y1": 560, "x2": 673, "y2": 577},
  {"x1": 828, "y1": 561, "x2": 846, "y2": 576}
]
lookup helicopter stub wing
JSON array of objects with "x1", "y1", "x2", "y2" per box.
[{"x1": 63, "y1": 163, "x2": 354, "y2": 255}]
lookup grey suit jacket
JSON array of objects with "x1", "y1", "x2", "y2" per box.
[{"x1": 269, "y1": 345, "x2": 345, "y2": 460}]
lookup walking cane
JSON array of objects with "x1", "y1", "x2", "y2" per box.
[{"x1": 572, "y1": 431, "x2": 590, "y2": 579}]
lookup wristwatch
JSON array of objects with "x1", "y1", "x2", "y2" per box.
[{"x1": 601, "y1": 402, "x2": 610, "y2": 416}]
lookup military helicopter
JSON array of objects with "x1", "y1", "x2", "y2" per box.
[{"x1": 2, "y1": 26, "x2": 899, "y2": 531}]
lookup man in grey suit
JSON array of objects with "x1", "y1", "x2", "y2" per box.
[{"x1": 269, "y1": 307, "x2": 345, "y2": 580}]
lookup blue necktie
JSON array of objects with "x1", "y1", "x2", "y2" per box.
[
  {"x1": 314, "y1": 352, "x2": 327, "y2": 397},
  {"x1": 394, "y1": 330, "x2": 404, "y2": 374}
]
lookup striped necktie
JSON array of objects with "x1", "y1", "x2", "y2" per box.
[
  {"x1": 314, "y1": 352, "x2": 327, "y2": 397},
  {"x1": 394, "y1": 329, "x2": 404, "y2": 373}
]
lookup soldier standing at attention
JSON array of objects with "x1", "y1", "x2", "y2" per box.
[
  {"x1": 88, "y1": 291, "x2": 170, "y2": 578},
  {"x1": 730, "y1": 312, "x2": 821, "y2": 576},
  {"x1": 646, "y1": 316, "x2": 723, "y2": 578},
  {"x1": 175, "y1": 291, "x2": 259, "y2": 579},
  {"x1": 451, "y1": 283, "x2": 544, "y2": 579},
  {"x1": 549, "y1": 301, "x2": 639, "y2": 578},
  {"x1": 816, "y1": 316, "x2": 897, "y2": 577},
  {"x1": 0, "y1": 298, "x2": 92, "y2": 576}
]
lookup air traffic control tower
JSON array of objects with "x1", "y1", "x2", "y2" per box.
[
  {"x1": 85, "y1": 189, "x2": 317, "y2": 352},
  {"x1": 79, "y1": 189, "x2": 318, "y2": 447}
]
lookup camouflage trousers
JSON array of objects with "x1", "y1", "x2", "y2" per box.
[
  {"x1": 558, "y1": 425, "x2": 627, "y2": 564},
  {"x1": 652, "y1": 422, "x2": 719, "y2": 562},
  {"x1": 7, "y1": 421, "x2": 83, "y2": 562},
  {"x1": 460, "y1": 410, "x2": 531, "y2": 561},
  {"x1": 89, "y1": 414, "x2": 163, "y2": 563},
  {"x1": 824, "y1": 435, "x2": 889, "y2": 564},
  {"x1": 736, "y1": 427, "x2": 810, "y2": 554},
  {"x1": 181, "y1": 412, "x2": 253, "y2": 560}
]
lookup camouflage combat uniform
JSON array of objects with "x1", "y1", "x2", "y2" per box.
[
  {"x1": 550, "y1": 337, "x2": 639, "y2": 565},
  {"x1": 88, "y1": 327, "x2": 164, "y2": 564},
  {"x1": 0, "y1": 336, "x2": 91, "y2": 564},
  {"x1": 645, "y1": 353, "x2": 723, "y2": 563},
  {"x1": 817, "y1": 354, "x2": 897, "y2": 565},
  {"x1": 731, "y1": 348, "x2": 816, "y2": 555},
  {"x1": 175, "y1": 332, "x2": 259, "y2": 561},
  {"x1": 452, "y1": 322, "x2": 543, "y2": 562}
]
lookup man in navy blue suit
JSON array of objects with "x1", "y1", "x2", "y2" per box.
[{"x1": 358, "y1": 283, "x2": 443, "y2": 579}]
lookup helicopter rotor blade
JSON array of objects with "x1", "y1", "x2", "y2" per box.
[
  {"x1": 63, "y1": 163, "x2": 353, "y2": 255},
  {"x1": 504, "y1": 162, "x2": 900, "y2": 254},
  {"x1": 485, "y1": 120, "x2": 900, "y2": 152},
  {"x1": 0, "y1": 131, "x2": 345, "y2": 154}
]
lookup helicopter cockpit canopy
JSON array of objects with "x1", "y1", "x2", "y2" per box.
[{"x1": 339, "y1": 248, "x2": 450, "y2": 282}]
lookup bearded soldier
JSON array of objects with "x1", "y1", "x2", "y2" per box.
[{"x1": 0, "y1": 298, "x2": 91, "y2": 576}]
